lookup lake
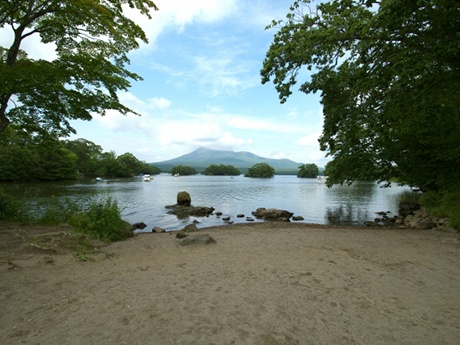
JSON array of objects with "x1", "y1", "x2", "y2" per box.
[{"x1": 2, "y1": 174, "x2": 411, "y2": 231}]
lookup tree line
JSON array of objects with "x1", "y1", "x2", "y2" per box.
[{"x1": 0, "y1": 126, "x2": 159, "y2": 181}]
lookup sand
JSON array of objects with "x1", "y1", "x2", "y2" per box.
[{"x1": 0, "y1": 222, "x2": 459, "y2": 345}]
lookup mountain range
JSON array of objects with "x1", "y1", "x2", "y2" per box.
[{"x1": 151, "y1": 147, "x2": 304, "y2": 174}]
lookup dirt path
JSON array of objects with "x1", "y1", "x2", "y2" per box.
[{"x1": 1, "y1": 223, "x2": 459, "y2": 345}]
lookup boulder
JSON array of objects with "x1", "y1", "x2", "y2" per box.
[
  {"x1": 252, "y1": 208, "x2": 293, "y2": 221},
  {"x1": 183, "y1": 223, "x2": 198, "y2": 232},
  {"x1": 179, "y1": 234, "x2": 217, "y2": 246},
  {"x1": 177, "y1": 191, "x2": 191, "y2": 206},
  {"x1": 292, "y1": 216, "x2": 304, "y2": 221}
]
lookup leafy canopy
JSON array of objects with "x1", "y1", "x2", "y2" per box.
[
  {"x1": 297, "y1": 163, "x2": 319, "y2": 178},
  {"x1": 245, "y1": 163, "x2": 275, "y2": 178},
  {"x1": 0, "y1": 0, "x2": 158, "y2": 135},
  {"x1": 261, "y1": 0, "x2": 460, "y2": 192},
  {"x1": 203, "y1": 164, "x2": 241, "y2": 176}
]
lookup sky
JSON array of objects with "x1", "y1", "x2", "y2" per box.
[{"x1": 4, "y1": 0, "x2": 329, "y2": 166}]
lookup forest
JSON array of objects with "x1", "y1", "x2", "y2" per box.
[{"x1": 0, "y1": 126, "x2": 160, "y2": 181}]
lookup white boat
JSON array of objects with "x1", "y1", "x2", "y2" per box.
[
  {"x1": 143, "y1": 174, "x2": 153, "y2": 181},
  {"x1": 317, "y1": 175, "x2": 328, "y2": 183}
]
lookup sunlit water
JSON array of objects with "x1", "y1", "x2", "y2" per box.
[{"x1": 2, "y1": 174, "x2": 411, "y2": 231}]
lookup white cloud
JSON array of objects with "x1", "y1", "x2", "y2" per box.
[
  {"x1": 125, "y1": 0, "x2": 238, "y2": 51},
  {"x1": 149, "y1": 97, "x2": 172, "y2": 110}
]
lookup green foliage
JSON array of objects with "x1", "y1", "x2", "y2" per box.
[
  {"x1": 421, "y1": 189, "x2": 460, "y2": 229},
  {"x1": 297, "y1": 163, "x2": 319, "y2": 178},
  {"x1": 0, "y1": 0, "x2": 158, "y2": 135},
  {"x1": 69, "y1": 197, "x2": 132, "y2": 242},
  {"x1": 0, "y1": 188, "x2": 28, "y2": 221},
  {"x1": 170, "y1": 165, "x2": 197, "y2": 176},
  {"x1": 0, "y1": 127, "x2": 159, "y2": 181},
  {"x1": 261, "y1": 0, "x2": 460, "y2": 192},
  {"x1": 202, "y1": 164, "x2": 241, "y2": 176},
  {"x1": 244, "y1": 163, "x2": 275, "y2": 178}
]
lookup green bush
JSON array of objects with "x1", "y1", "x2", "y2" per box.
[
  {"x1": 421, "y1": 189, "x2": 460, "y2": 229},
  {"x1": 0, "y1": 188, "x2": 28, "y2": 221},
  {"x1": 69, "y1": 197, "x2": 132, "y2": 242}
]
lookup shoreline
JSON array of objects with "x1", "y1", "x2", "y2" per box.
[{"x1": 1, "y1": 222, "x2": 459, "y2": 344}]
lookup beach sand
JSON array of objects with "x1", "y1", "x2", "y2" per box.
[{"x1": 1, "y1": 222, "x2": 459, "y2": 345}]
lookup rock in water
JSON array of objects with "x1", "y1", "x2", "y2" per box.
[{"x1": 177, "y1": 191, "x2": 191, "y2": 206}]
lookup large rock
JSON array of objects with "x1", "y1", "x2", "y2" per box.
[
  {"x1": 177, "y1": 191, "x2": 191, "y2": 206},
  {"x1": 165, "y1": 205, "x2": 215, "y2": 218},
  {"x1": 252, "y1": 208, "x2": 293, "y2": 221}
]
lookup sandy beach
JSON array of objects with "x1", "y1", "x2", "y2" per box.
[{"x1": 1, "y1": 222, "x2": 459, "y2": 345}]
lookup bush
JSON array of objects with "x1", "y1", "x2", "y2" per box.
[
  {"x1": 69, "y1": 197, "x2": 132, "y2": 242},
  {"x1": 0, "y1": 188, "x2": 28, "y2": 221},
  {"x1": 421, "y1": 189, "x2": 460, "y2": 229}
]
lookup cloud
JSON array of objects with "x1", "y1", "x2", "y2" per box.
[{"x1": 125, "y1": 0, "x2": 238, "y2": 51}]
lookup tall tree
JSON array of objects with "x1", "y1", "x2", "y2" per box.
[
  {"x1": 0, "y1": 0, "x2": 158, "y2": 135},
  {"x1": 261, "y1": 0, "x2": 460, "y2": 192}
]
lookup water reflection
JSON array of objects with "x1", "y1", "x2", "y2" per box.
[{"x1": 1, "y1": 175, "x2": 410, "y2": 230}]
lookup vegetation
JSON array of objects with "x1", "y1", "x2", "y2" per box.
[
  {"x1": 0, "y1": 126, "x2": 159, "y2": 181},
  {"x1": 261, "y1": 0, "x2": 460, "y2": 194},
  {"x1": 68, "y1": 197, "x2": 132, "y2": 242},
  {"x1": 0, "y1": 0, "x2": 158, "y2": 135},
  {"x1": 202, "y1": 164, "x2": 241, "y2": 176},
  {"x1": 245, "y1": 163, "x2": 275, "y2": 178},
  {"x1": 0, "y1": 190, "x2": 132, "y2": 242},
  {"x1": 297, "y1": 163, "x2": 319, "y2": 178},
  {"x1": 170, "y1": 165, "x2": 197, "y2": 176}
]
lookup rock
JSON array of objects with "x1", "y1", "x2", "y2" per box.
[
  {"x1": 179, "y1": 234, "x2": 217, "y2": 246},
  {"x1": 131, "y1": 222, "x2": 147, "y2": 230},
  {"x1": 165, "y1": 205, "x2": 215, "y2": 218},
  {"x1": 215, "y1": 211, "x2": 223, "y2": 216},
  {"x1": 237, "y1": 214, "x2": 244, "y2": 218},
  {"x1": 415, "y1": 221, "x2": 437, "y2": 230},
  {"x1": 252, "y1": 208, "x2": 293, "y2": 221},
  {"x1": 183, "y1": 224, "x2": 198, "y2": 232},
  {"x1": 152, "y1": 226, "x2": 166, "y2": 233},
  {"x1": 222, "y1": 216, "x2": 231, "y2": 221},
  {"x1": 292, "y1": 216, "x2": 304, "y2": 221},
  {"x1": 246, "y1": 217, "x2": 254, "y2": 222},
  {"x1": 177, "y1": 191, "x2": 191, "y2": 206}
]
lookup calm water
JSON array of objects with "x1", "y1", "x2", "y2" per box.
[{"x1": 2, "y1": 174, "x2": 411, "y2": 231}]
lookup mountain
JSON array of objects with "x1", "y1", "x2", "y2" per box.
[{"x1": 151, "y1": 147, "x2": 303, "y2": 174}]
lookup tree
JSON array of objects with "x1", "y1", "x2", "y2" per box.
[
  {"x1": 0, "y1": 0, "x2": 158, "y2": 135},
  {"x1": 63, "y1": 138, "x2": 104, "y2": 177},
  {"x1": 261, "y1": 0, "x2": 460, "y2": 192},
  {"x1": 170, "y1": 165, "x2": 197, "y2": 176},
  {"x1": 297, "y1": 163, "x2": 318, "y2": 178},
  {"x1": 203, "y1": 164, "x2": 241, "y2": 176},
  {"x1": 245, "y1": 163, "x2": 275, "y2": 178}
]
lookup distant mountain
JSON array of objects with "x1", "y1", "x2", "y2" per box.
[{"x1": 151, "y1": 147, "x2": 303, "y2": 174}]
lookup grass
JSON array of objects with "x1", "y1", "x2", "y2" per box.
[{"x1": 1, "y1": 188, "x2": 133, "y2": 242}]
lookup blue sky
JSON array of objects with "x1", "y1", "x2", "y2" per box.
[{"x1": 6, "y1": 0, "x2": 329, "y2": 166}]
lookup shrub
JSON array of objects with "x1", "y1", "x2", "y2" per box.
[
  {"x1": 0, "y1": 188, "x2": 28, "y2": 221},
  {"x1": 69, "y1": 197, "x2": 132, "y2": 242}
]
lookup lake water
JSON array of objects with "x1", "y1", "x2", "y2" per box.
[{"x1": 2, "y1": 174, "x2": 411, "y2": 231}]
